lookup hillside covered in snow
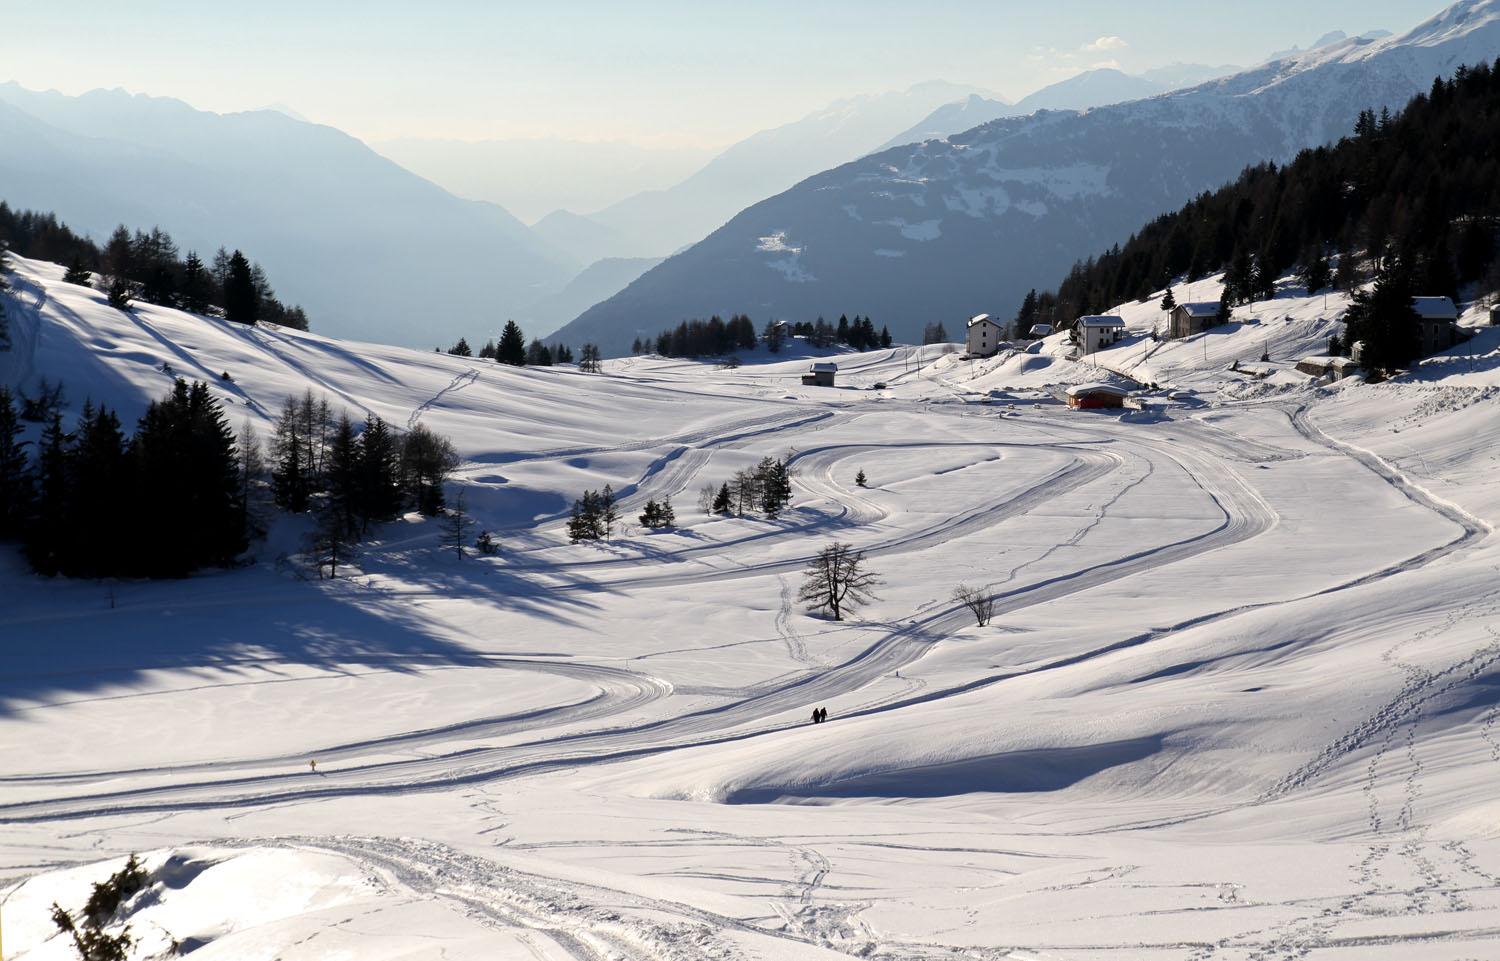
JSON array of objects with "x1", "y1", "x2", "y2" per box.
[
  {"x1": 556, "y1": 0, "x2": 1500, "y2": 355},
  {"x1": 6, "y1": 237, "x2": 1500, "y2": 959}
]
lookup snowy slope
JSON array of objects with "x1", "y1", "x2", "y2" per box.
[
  {"x1": 7, "y1": 253, "x2": 1500, "y2": 959},
  {"x1": 559, "y1": 0, "x2": 1500, "y2": 355}
]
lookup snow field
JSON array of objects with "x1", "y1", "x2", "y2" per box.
[{"x1": 5, "y1": 252, "x2": 1500, "y2": 958}]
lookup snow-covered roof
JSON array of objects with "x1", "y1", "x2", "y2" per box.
[
  {"x1": 810, "y1": 362, "x2": 838, "y2": 373},
  {"x1": 1298, "y1": 355, "x2": 1337, "y2": 365},
  {"x1": 1412, "y1": 296, "x2": 1458, "y2": 319},
  {"x1": 1065, "y1": 382, "x2": 1130, "y2": 397},
  {"x1": 1177, "y1": 302, "x2": 1221, "y2": 317},
  {"x1": 1029, "y1": 323, "x2": 1054, "y2": 335},
  {"x1": 1077, "y1": 315, "x2": 1126, "y2": 328},
  {"x1": 1330, "y1": 357, "x2": 1361, "y2": 369},
  {"x1": 968, "y1": 313, "x2": 996, "y2": 327}
]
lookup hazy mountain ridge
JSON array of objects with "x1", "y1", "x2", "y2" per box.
[
  {"x1": 0, "y1": 83, "x2": 574, "y2": 349},
  {"x1": 553, "y1": 0, "x2": 1500, "y2": 355},
  {"x1": 580, "y1": 81, "x2": 1003, "y2": 258}
]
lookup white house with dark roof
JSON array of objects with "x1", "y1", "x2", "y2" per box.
[
  {"x1": 965, "y1": 313, "x2": 1008, "y2": 357},
  {"x1": 1076, "y1": 315, "x2": 1126, "y2": 354}
]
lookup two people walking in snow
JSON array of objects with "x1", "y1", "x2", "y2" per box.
[{"x1": 810, "y1": 706, "x2": 828, "y2": 724}]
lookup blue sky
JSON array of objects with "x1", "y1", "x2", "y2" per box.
[{"x1": 0, "y1": 1, "x2": 1452, "y2": 147}]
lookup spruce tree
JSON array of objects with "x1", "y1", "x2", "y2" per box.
[
  {"x1": 132, "y1": 380, "x2": 245, "y2": 576},
  {"x1": 62, "y1": 256, "x2": 93, "y2": 288},
  {"x1": 526, "y1": 339, "x2": 554, "y2": 365},
  {"x1": 449, "y1": 337, "x2": 473, "y2": 357},
  {"x1": 1160, "y1": 287, "x2": 1177, "y2": 312},
  {"x1": 223, "y1": 250, "x2": 258, "y2": 324},
  {"x1": 497, "y1": 321, "x2": 527, "y2": 366},
  {"x1": 325, "y1": 412, "x2": 360, "y2": 535},
  {"x1": 711, "y1": 482, "x2": 732, "y2": 515},
  {"x1": 66, "y1": 404, "x2": 131, "y2": 576},
  {"x1": 25, "y1": 413, "x2": 70, "y2": 575},
  {"x1": 179, "y1": 252, "x2": 211, "y2": 313},
  {"x1": 0, "y1": 387, "x2": 31, "y2": 539},
  {"x1": 356, "y1": 415, "x2": 402, "y2": 530}
]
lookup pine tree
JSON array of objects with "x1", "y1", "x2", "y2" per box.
[
  {"x1": 131, "y1": 380, "x2": 246, "y2": 576},
  {"x1": 1344, "y1": 256, "x2": 1421, "y2": 373},
  {"x1": 1160, "y1": 287, "x2": 1177, "y2": 312},
  {"x1": 1298, "y1": 247, "x2": 1332, "y2": 294},
  {"x1": 0, "y1": 387, "x2": 31, "y2": 539},
  {"x1": 567, "y1": 490, "x2": 602, "y2": 542},
  {"x1": 880, "y1": 325, "x2": 892, "y2": 348},
  {"x1": 526, "y1": 339, "x2": 554, "y2": 365},
  {"x1": 25, "y1": 413, "x2": 69, "y2": 574},
  {"x1": 553, "y1": 344, "x2": 574, "y2": 364},
  {"x1": 448, "y1": 337, "x2": 473, "y2": 357},
  {"x1": 579, "y1": 343, "x2": 603, "y2": 373},
  {"x1": 497, "y1": 321, "x2": 527, "y2": 366},
  {"x1": 325, "y1": 412, "x2": 360, "y2": 535},
  {"x1": 759, "y1": 457, "x2": 793, "y2": 517},
  {"x1": 356, "y1": 415, "x2": 402, "y2": 530},
  {"x1": 478, "y1": 339, "x2": 497, "y2": 360},
  {"x1": 62, "y1": 256, "x2": 93, "y2": 288},
  {"x1": 66, "y1": 404, "x2": 131, "y2": 576},
  {"x1": 476, "y1": 529, "x2": 499, "y2": 555},
  {"x1": 105, "y1": 275, "x2": 134, "y2": 310},
  {"x1": 223, "y1": 250, "x2": 258, "y2": 324},
  {"x1": 855, "y1": 469, "x2": 867, "y2": 488},
  {"x1": 711, "y1": 482, "x2": 732, "y2": 515},
  {"x1": 178, "y1": 251, "x2": 211, "y2": 313}
]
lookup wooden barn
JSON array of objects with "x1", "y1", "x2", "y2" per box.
[
  {"x1": 1065, "y1": 383, "x2": 1130, "y2": 409},
  {"x1": 1168, "y1": 302, "x2": 1221, "y2": 339}
]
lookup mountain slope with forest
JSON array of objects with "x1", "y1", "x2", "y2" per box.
[{"x1": 555, "y1": 0, "x2": 1500, "y2": 355}]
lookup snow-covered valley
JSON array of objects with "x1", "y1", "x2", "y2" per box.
[{"x1": 5, "y1": 255, "x2": 1500, "y2": 959}]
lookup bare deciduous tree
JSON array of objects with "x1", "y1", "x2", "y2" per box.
[
  {"x1": 442, "y1": 491, "x2": 473, "y2": 560},
  {"x1": 951, "y1": 583, "x2": 995, "y2": 627},
  {"x1": 798, "y1": 542, "x2": 880, "y2": 621}
]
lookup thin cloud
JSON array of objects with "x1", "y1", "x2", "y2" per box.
[{"x1": 1083, "y1": 36, "x2": 1128, "y2": 52}]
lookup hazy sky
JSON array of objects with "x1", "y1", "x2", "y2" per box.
[{"x1": 1, "y1": 1, "x2": 1450, "y2": 148}]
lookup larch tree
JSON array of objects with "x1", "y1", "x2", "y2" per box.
[{"x1": 797, "y1": 542, "x2": 880, "y2": 621}]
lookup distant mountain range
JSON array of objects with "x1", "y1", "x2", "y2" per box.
[
  {"x1": 552, "y1": 0, "x2": 1500, "y2": 355},
  {"x1": 575, "y1": 81, "x2": 1003, "y2": 259},
  {"x1": 0, "y1": 83, "x2": 574, "y2": 348},
  {"x1": 875, "y1": 64, "x2": 1239, "y2": 151}
]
